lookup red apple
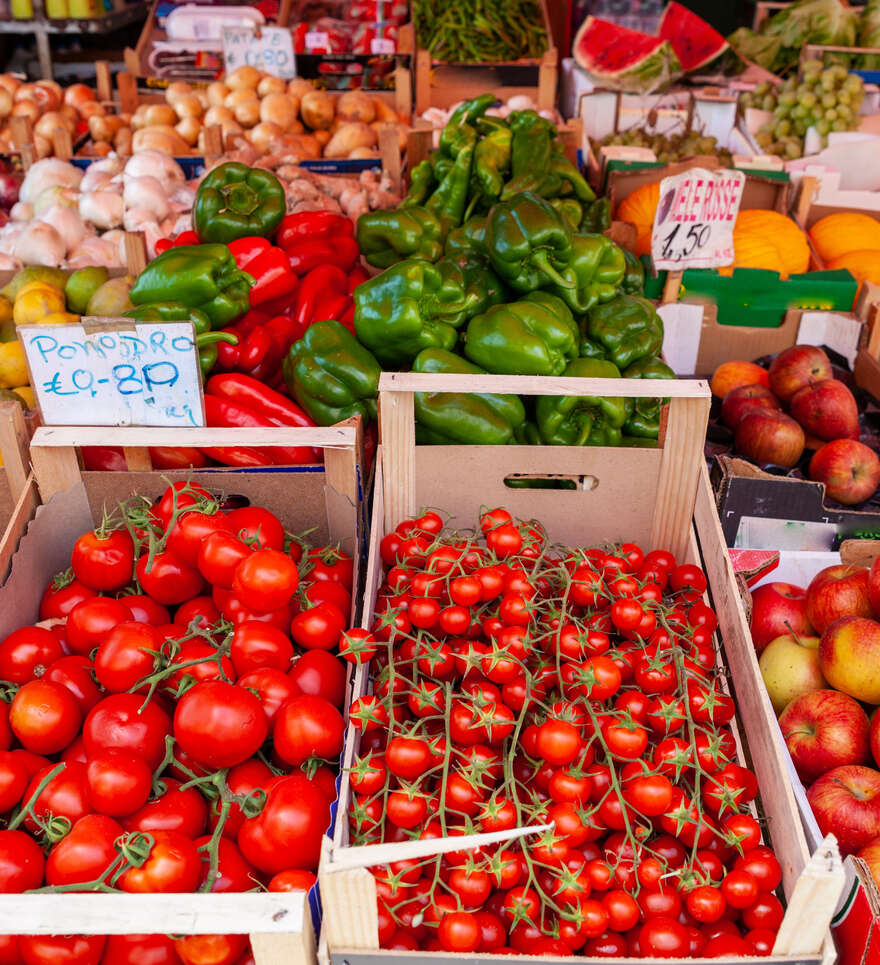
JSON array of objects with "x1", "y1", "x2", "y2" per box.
[
  {"x1": 789, "y1": 379, "x2": 859, "y2": 442},
  {"x1": 749, "y1": 582, "x2": 814, "y2": 654},
  {"x1": 735, "y1": 409, "x2": 805, "y2": 469},
  {"x1": 768, "y1": 345, "x2": 833, "y2": 403},
  {"x1": 778, "y1": 689, "x2": 870, "y2": 783},
  {"x1": 720, "y1": 384, "x2": 781, "y2": 430},
  {"x1": 856, "y1": 836, "x2": 880, "y2": 890},
  {"x1": 871, "y1": 709, "x2": 880, "y2": 769},
  {"x1": 805, "y1": 564, "x2": 873, "y2": 634},
  {"x1": 807, "y1": 764, "x2": 880, "y2": 855},
  {"x1": 810, "y1": 440, "x2": 880, "y2": 506},
  {"x1": 869, "y1": 557, "x2": 880, "y2": 620},
  {"x1": 819, "y1": 616, "x2": 880, "y2": 704}
]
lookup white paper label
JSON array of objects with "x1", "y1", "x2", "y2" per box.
[
  {"x1": 305, "y1": 31, "x2": 329, "y2": 50},
  {"x1": 223, "y1": 26, "x2": 296, "y2": 79},
  {"x1": 651, "y1": 167, "x2": 745, "y2": 270},
  {"x1": 370, "y1": 37, "x2": 395, "y2": 54},
  {"x1": 20, "y1": 320, "x2": 205, "y2": 428}
]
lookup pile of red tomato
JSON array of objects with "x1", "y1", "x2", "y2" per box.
[
  {"x1": 0, "y1": 482, "x2": 354, "y2": 965},
  {"x1": 344, "y1": 507, "x2": 786, "y2": 959}
]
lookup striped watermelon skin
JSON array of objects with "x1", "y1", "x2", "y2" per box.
[
  {"x1": 573, "y1": 16, "x2": 682, "y2": 94},
  {"x1": 658, "y1": 2, "x2": 728, "y2": 72}
]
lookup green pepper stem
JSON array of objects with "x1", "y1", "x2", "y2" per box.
[
  {"x1": 221, "y1": 183, "x2": 259, "y2": 217},
  {"x1": 531, "y1": 250, "x2": 576, "y2": 289}
]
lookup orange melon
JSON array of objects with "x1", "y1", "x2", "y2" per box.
[
  {"x1": 734, "y1": 209, "x2": 810, "y2": 276},
  {"x1": 616, "y1": 182, "x2": 661, "y2": 257},
  {"x1": 809, "y1": 212, "x2": 880, "y2": 263},
  {"x1": 827, "y1": 248, "x2": 880, "y2": 286}
]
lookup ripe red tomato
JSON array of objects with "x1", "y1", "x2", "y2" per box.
[
  {"x1": 45, "y1": 813, "x2": 123, "y2": 886},
  {"x1": 19, "y1": 935, "x2": 105, "y2": 965},
  {"x1": 39, "y1": 576, "x2": 95, "y2": 621},
  {"x1": 237, "y1": 774, "x2": 330, "y2": 873},
  {"x1": 118, "y1": 830, "x2": 202, "y2": 893},
  {"x1": 42, "y1": 655, "x2": 102, "y2": 715},
  {"x1": 174, "y1": 681, "x2": 268, "y2": 769},
  {"x1": 166, "y1": 510, "x2": 232, "y2": 567},
  {"x1": 101, "y1": 934, "x2": 182, "y2": 965},
  {"x1": 307, "y1": 547, "x2": 354, "y2": 589},
  {"x1": 639, "y1": 916, "x2": 690, "y2": 958},
  {"x1": 0, "y1": 828, "x2": 44, "y2": 892},
  {"x1": 86, "y1": 750, "x2": 152, "y2": 817},
  {"x1": 120, "y1": 595, "x2": 171, "y2": 627},
  {"x1": 195, "y1": 834, "x2": 257, "y2": 893},
  {"x1": 233, "y1": 549, "x2": 299, "y2": 613},
  {"x1": 94, "y1": 622, "x2": 163, "y2": 693},
  {"x1": 268, "y1": 869, "x2": 316, "y2": 892},
  {"x1": 122, "y1": 778, "x2": 208, "y2": 839},
  {"x1": 273, "y1": 694, "x2": 344, "y2": 766},
  {"x1": 198, "y1": 532, "x2": 253, "y2": 588},
  {"x1": 84, "y1": 694, "x2": 172, "y2": 771},
  {"x1": 174, "y1": 596, "x2": 221, "y2": 631},
  {"x1": 175, "y1": 935, "x2": 247, "y2": 965},
  {"x1": 721, "y1": 869, "x2": 760, "y2": 909},
  {"x1": 72, "y1": 527, "x2": 134, "y2": 591},
  {"x1": 227, "y1": 506, "x2": 284, "y2": 550},
  {"x1": 229, "y1": 621, "x2": 294, "y2": 676},
  {"x1": 137, "y1": 550, "x2": 205, "y2": 606},
  {"x1": 10, "y1": 679, "x2": 81, "y2": 755},
  {"x1": 290, "y1": 602, "x2": 345, "y2": 650},
  {"x1": 0, "y1": 626, "x2": 63, "y2": 683}
]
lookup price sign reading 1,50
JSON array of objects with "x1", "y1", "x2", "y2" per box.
[{"x1": 659, "y1": 222, "x2": 712, "y2": 263}]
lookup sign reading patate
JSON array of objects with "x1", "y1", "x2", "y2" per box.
[
  {"x1": 222, "y1": 26, "x2": 296, "y2": 79},
  {"x1": 650, "y1": 168, "x2": 746, "y2": 270},
  {"x1": 19, "y1": 319, "x2": 205, "y2": 428}
]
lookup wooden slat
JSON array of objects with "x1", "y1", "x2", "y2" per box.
[
  {"x1": 122, "y1": 447, "x2": 152, "y2": 472},
  {"x1": 378, "y1": 125, "x2": 402, "y2": 195},
  {"x1": 0, "y1": 402, "x2": 30, "y2": 503},
  {"x1": 693, "y1": 461, "x2": 812, "y2": 897},
  {"x1": 203, "y1": 124, "x2": 223, "y2": 159},
  {"x1": 537, "y1": 46, "x2": 557, "y2": 112},
  {"x1": 405, "y1": 127, "x2": 433, "y2": 175},
  {"x1": 379, "y1": 371, "x2": 710, "y2": 399},
  {"x1": 30, "y1": 445, "x2": 81, "y2": 504},
  {"x1": 651, "y1": 395, "x2": 710, "y2": 559},
  {"x1": 51, "y1": 127, "x2": 72, "y2": 160},
  {"x1": 662, "y1": 270, "x2": 683, "y2": 304},
  {"x1": 117, "y1": 72, "x2": 139, "y2": 115},
  {"x1": 324, "y1": 417, "x2": 361, "y2": 508},
  {"x1": 95, "y1": 60, "x2": 112, "y2": 103},
  {"x1": 124, "y1": 232, "x2": 148, "y2": 275},
  {"x1": 0, "y1": 475, "x2": 38, "y2": 584},
  {"x1": 774, "y1": 835, "x2": 844, "y2": 957},
  {"x1": 31, "y1": 425, "x2": 358, "y2": 449},
  {"x1": 251, "y1": 914, "x2": 315, "y2": 965},
  {"x1": 414, "y1": 50, "x2": 431, "y2": 115},
  {"x1": 378, "y1": 391, "x2": 415, "y2": 532}
]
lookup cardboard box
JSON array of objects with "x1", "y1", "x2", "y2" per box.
[
  {"x1": 317, "y1": 371, "x2": 841, "y2": 965},
  {"x1": 0, "y1": 419, "x2": 366, "y2": 964}
]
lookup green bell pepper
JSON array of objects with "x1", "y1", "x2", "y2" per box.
[
  {"x1": 550, "y1": 233, "x2": 626, "y2": 314},
  {"x1": 356, "y1": 207, "x2": 444, "y2": 268},
  {"x1": 425, "y1": 142, "x2": 474, "y2": 234},
  {"x1": 439, "y1": 94, "x2": 497, "y2": 158},
  {"x1": 579, "y1": 335, "x2": 607, "y2": 360},
  {"x1": 436, "y1": 252, "x2": 507, "y2": 327},
  {"x1": 473, "y1": 121, "x2": 512, "y2": 203},
  {"x1": 586, "y1": 293, "x2": 664, "y2": 370},
  {"x1": 124, "y1": 302, "x2": 237, "y2": 376},
  {"x1": 501, "y1": 111, "x2": 560, "y2": 200},
  {"x1": 620, "y1": 246, "x2": 646, "y2": 295},
  {"x1": 129, "y1": 244, "x2": 253, "y2": 329},
  {"x1": 513, "y1": 422, "x2": 542, "y2": 445},
  {"x1": 402, "y1": 161, "x2": 436, "y2": 207},
  {"x1": 548, "y1": 152, "x2": 596, "y2": 204},
  {"x1": 445, "y1": 216, "x2": 487, "y2": 258},
  {"x1": 193, "y1": 162, "x2": 286, "y2": 244},
  {"x1": 621, "y1": 355, "x2": 675, "y2": 439},
  {"x1": 550, "y1": 198, "x2": 583, "y2": 231},
  {"x1": 580, "y1": 197, "x2": 611, "y2": 233},
  {"x1": 464, "y1": 290, "x2": 579, "y2": 376},
  {"x1": 485, "y1": 192, "x2": 575, "y2": 294},
  {"x1": 535, "y1": 357, "x2": 628, "y2": 446},
  {"x1": 412, "y1": 348, "x2": 526, "y2": 445},
  {"x1": 282, "y1": 320, "x2": 381, "y2": 426},
  {"x1": 353, "y1": 258, "x2": 467, "y2": 367}
]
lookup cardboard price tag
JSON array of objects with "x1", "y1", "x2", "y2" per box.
[
  {"x1": 19, "y1": 319, "x2": 205, "y2": 428},
  {"x1": 651, "y1": 168, "x2": 745, "y2": 270},
  {"x1": 222, "y1": 26, "x2": 296, "y2": 79}
]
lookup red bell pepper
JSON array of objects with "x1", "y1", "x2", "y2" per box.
[
  {"x1": 294, "y1": 265, "x2": 350, "y2": 328},
  {"x1": 265, "y1": 315, "x2": 305, "y2": 355},
  {"x1": 216, "y1": 324, "x2": 284, "y2": 383},
  {"x1": 81, "y1": 446, "x2": 127, "y2": 471},
  {"x1": 203, "y1": 395, "x2": 315, "y2": 466},
  {"x1": 286, "y1": 235, "x2": 361, "y2": 276},
  {"x1": 347, "y1": 264, "x2": 369, "y2": 294},
  {"x1": 148, "y1": 447, "x2": 210, "y2": 470},
  {"x1": 155, "y1": 230, "x2": 200, "y2": 255},
  {"x1": 227, "y1": 237, "x2": 298, "y2": 306},
  {"x1": 277, "y1": 212, "x2": 353, "y2": 248}
]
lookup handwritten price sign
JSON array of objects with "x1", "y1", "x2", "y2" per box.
[
  {"x1": 222, "y1": 26, "x2": 296, "y2": 79},
  {"x1": 650, "y1": 168, "x2": 745, "y2": 271},
  {"x1": 19, "y1": 319, "x2": 205, "y2": 428}
]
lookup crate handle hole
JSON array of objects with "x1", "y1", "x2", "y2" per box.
[{"x1": 503, "y1": 474, "x2": 597, "y2": 492}]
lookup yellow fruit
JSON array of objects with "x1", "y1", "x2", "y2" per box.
[
  {"x1": 39, "y1": 312, "x2": 80, "y2": 326},
  {"x1": 827, "y1": 249, "x2": 880, "y2": 286},
  {"x1": 616, "y1": 182, "x2": 661, "y2": 257},
  {"x1": 734, "y1": 209, "x2": 810, "y2": 276},
  {"x1": 0, "y1": 342, "x2": 28, "y2": 389},
  {"x1": 0, "y1": 296, "x2": 11, "y2": 326},
  {"x1": 11, "y1": 385, "x2": 34, "y2": 408},
  {"x1": 809, "y1": 212, "x2": 880, "y2": 263},
  {"x1": 13, "y1": 285, "x2": 66, "y2": 326},
  {"x1": 14, "y1": 281, "x2": 63, "y2": 300}
]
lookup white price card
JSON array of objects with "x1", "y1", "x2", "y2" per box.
[
  {"x1": 370, "y1": 37, "x2": 396, "y2": 54},
  {"x1": 304, "y1": 31, "x2": 329, "y2": 50},
  {"x1": 19, "y1": 319, "x2": 205, "y2": 428},
  {"x1": 223, "y1": 26, "x2": 296, "y2": 79},
  {"x1": 650, "y1": 168, "x2": 745, "y2": 270}
]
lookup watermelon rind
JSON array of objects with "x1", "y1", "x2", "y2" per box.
[
  {"x1": 573, "y1": 16, "x2": 683, "y2": 94},
  {"x1": 658, "y1": 1, "x2": 728, "y2": 72}
]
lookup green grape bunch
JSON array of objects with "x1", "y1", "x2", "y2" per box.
[
  {"x1": 742, "y1": 61, "x2": 865, "y2": 160},
  {"x1": 591, "y1": 128, "x2": 734, "y2": 167}
]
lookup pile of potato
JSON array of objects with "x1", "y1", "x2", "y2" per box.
[
  {"x1": 0, "y1": 76, "x2": 120, "y2": 158},
  {"x1": 98, "y1": 68, "x2": 407, "y2": 161}
]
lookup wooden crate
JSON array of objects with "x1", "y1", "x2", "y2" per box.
[
  {"x1": 0, "y1": 400, "x2": 36, "y2": 583},
  {"x1": 317, "y1": 371, "x2": 843, "y2": 965},
  {"x1": 0, "y1": 419, "x2": 366, "y2": 963}
]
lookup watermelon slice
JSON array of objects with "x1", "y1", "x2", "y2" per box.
[
  {"x1": 658, "y1": 2, "x2": 728, "y2": 72},
  {"x1": 573, "y1": 17, "x2": 682, "y2": 94}
]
